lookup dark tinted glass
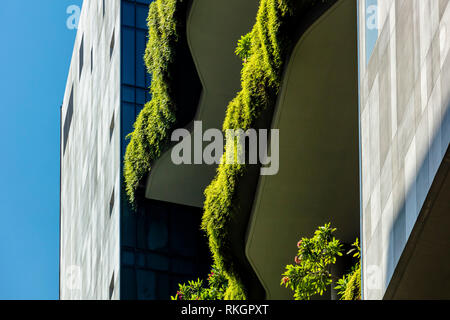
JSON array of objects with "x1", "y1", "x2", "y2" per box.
[
  {"x1": 122, "y1": 27, "x2": 135, "y2": 85},
  {"x1": 119, "y1": 0, "x2": 211, "y2": 300}
]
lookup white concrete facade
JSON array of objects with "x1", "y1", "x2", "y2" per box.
[
  {"x1": 60, "y1": 0, "x2": 121, "y2": 300},
  {"x1": 359, "y1": 0, "x2": 450, "y2": 299}
]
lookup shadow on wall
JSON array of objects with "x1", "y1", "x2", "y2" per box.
[{"x1": 373, "y1": 96, "x2": 450, "y2": 299}]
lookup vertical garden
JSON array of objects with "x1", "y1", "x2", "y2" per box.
[{"x1": 124, "y1": 0, "x2": 360, "y2": 300}]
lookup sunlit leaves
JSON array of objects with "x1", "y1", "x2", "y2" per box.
[
  {"x1": 235, "y1": 33, "x2": 252, "y2": 63},
  {"x1": 281, "y1": 223, "x2": 343, "y2": 300},
  {"x1": 124, "y1": 0, "x2": 181, "y2": 204},
  {"x1": 171, "y1": 264, "x2": 229, "y2": 300},
  {"x1": 335, "y1": 239, "x2": 361, "y2": 300},
  {"x1": 203, "y1": 0, "x2": 329, "y2": 299}
]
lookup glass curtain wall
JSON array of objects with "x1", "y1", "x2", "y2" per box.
[{"x1": 119, "y1": 0, "x2": 211, "y2": 300}]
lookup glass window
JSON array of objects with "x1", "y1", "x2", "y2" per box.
[
  {"x1": 171, "y1": 258, "x2": 196, "y2": 275},
  {"x1": 79, "y1": 36, "x2": 84, "y2": 79},
  {"x1": 119, "y1": 0, "x2": 211, "y2": 301},
  {"x1": 121, "y1": 267, "x2": 137, "y2": 300},
  {"x1": 136, "y1": 269, "x2": 156, "y2": 299},
  {"x1": 136, "y1": 5, "x2": 149, "y2": 29},
  {"x1": 121, "y1": 191, "x2": 137, "y2": 247},
  {"x1": 135, "y1": 270, "x2": 169, "y2": 300},
  {"x1": 155, "y1": 273, "x2": 170, "y2": 299},
  {"x1": 121, "y1": 102, "x2": 136, "y2": 157},
  {"x1": 122, "y1": 85, "x2": 136, "y2": 103},
  {"x1": 122, "y1": 250, "x2": 135, "y2": 266},
  {"x1": 110, "y1": 30, "x2": 116, "y2": 59},
  {"x1": 109, "y1": 187, "x2": 115, "y2": 216},
  {"x1": 122, "y1": 27, "x2": 135, "y2": 85},
  {"x1": 109, "y1": 272, "x2": 115, "y2": 300},
  {"x1": 144, "y1": 209, "x2": 169, "y2": 251},
  {"x1": 109, "y1": 111, "x2": 115, "y2": 141},
  {"x1": 145, "y1": 253, "x2": 169, "y2": 272},
  {"x1": 136, "y1": 29, "x2": 147, "y2": 87},
  {"x1": 123, "y1": 2, "x2": 135, "y2": 27},
  {"x1": 63, "y1": 86, "x2": 74, "y2": 154},
  {"x1": 136, "y1": 88, "x2": 146, "y2": 105}
]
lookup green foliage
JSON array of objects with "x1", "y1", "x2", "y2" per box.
[
  {"x1": 335, "y1": 239, "x2": 361, "y2": 300},
  {"x1": 202, "y1": 0, "x2": 295, "y2": 300},
  {"x1": 124, "y1": 0, "x2": 330, "y2": 299},
  {"x1": 124, "y1": 0, "x2": 181, "y2": 204},
  {"x1": 171, "y1": 264, "x2": 229, "y2": 300},
  {"x1": 347, "y1": 238, "x2": 361, "y2": 260},
  {"x1": 224, "y1": 279, "x2": 247, "y2": 300},
  {"x1": 202, "y1": 0, "x2": 328, "y2": 299},
  {"x1": 342, "y1": 266, "x2": 361, "y2": 300},
  {"x1": 281, "y1": 224, "x2": 343, "y2": 300},
  {"x1": 235, "y1": 33, "x2": 252, "y2": 63}
]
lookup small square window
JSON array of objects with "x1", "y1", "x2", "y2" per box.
[
  {"x1": 79, "y1": 36, "x2": 84, "y2": 79},
  {"x1": 109, "y1": 271, "x2": 115, "y2": 300},
  {"x1": 123, "y1": 2, "x2": 135, "y2": 27},
  {"x1": 109, "y1": 111, "x2": 115, "y2": 141},
  {"x1": 110, "y1": 30, "x2": 115, "y2": 59},
  {"x1": 109, "y1": 188, "x2": 115, "y2": 217},
  {"x1": 63, "y1": 86, "x2": 74, "y2": 155}
]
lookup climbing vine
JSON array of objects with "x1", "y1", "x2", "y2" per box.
[
  {"x1": 202, "y1": 0, "x2": 328, "y2": 299},
  {"x1": 124, "y1": 0, "x2": 183, "y2": 204}
]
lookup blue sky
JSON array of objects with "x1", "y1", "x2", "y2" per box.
[{"x1": 0, "y1": 0, "x2": 82, "y2": 300}]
